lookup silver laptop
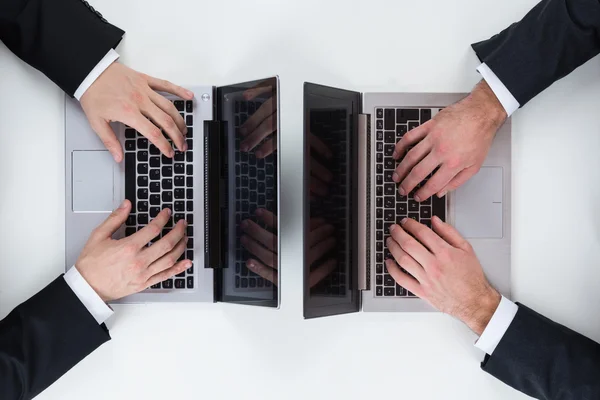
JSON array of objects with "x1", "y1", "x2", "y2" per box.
[
  {"x1": 302, "y1": 83, "x2": 510, "y2": 317},
  {"x1": 65, "y1": 77, "x2": 281, "y2": 307}
]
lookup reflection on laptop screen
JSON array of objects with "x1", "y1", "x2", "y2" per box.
[{"x1": 215, "y1": 78, "x2": 279, "y2": 307}]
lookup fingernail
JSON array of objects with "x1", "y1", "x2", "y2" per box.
[
  {"x1": 183, "y1": 220, "x2": 188, "y2": 227},
  {"x1": 389, "y1": 224, "x2": 397, "y2": 232},
  {"x1": 114, "y1": 154, "x2": 122, "y2": 163},
  {"x1": 414, "y1": 194, "x2": 421, "y2": 202},
  {"x1": 183, "y1": 127, "x2": 188, "y2": 136},
  {"x1": 433, "y1": 215, "x2": 441, "y2": 222},
  {"x1": 399, "y1": 187, "x2": 406, "y2": 196},
  {"x1": 185, "y1": 90, "x2": 194, "y2": 98},
  {"x1": 248, "y1": 261, "x2": 255, "y2": 269},
  {"x1": 256, "y1": 151, "x2": 264, "y2": 158},
  {"x1": 438, "y1": 191, "x2": 447, "y2": 198},
  {"x1": 392, "y1": 173, "x2": 399, "y2": 182},
  {"x1": 400, "y1": 218, "x2": 408, "y2": 225},
  {"x1": 183, "y1": 143, "x2": 188, "y2": 152},
  {"x1": 165, "y1": 208, "x2": 172, "y2": 216},
  {"x1": 392, "y1": 151, "x2": 398, "y2": 159},
  {"x1": 119, "y1": 200, "x2": 128, "y2": 209}
]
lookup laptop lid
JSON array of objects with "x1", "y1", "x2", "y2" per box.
[
  {"x1": 303, "y1": 83, "x2": 361, "y2": 319},
  {"x1": 210, "y1": 77, "x2": 280, "y2": 308}
]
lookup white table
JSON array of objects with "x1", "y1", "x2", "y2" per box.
[{"x1": 1, "y1": 0, "x2": 599, "y2": 398}]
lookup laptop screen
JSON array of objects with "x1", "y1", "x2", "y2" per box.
[
  {"x1": 303, "y1": 83, "x2": 361, "y2": 318},
  {"x1": 215, "y1": 77, "x2": 279, "y2": 307}
]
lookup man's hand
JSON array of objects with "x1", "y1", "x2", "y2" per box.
[
  {"x1": 80, "y1": 63, "x2": 194, "y2": 162},
  {"x1": 392, "y1": 80, "x2": 507, "y2": 201},
  {"x1": 75, "y1": 200, "x2": 191, "y2": 302},
  {"x1": 385, "y1": 217, "x2": 500, "y2": 335},
  {"x1": 239, "y1": 85, "x2": 276, "y2": 158}
]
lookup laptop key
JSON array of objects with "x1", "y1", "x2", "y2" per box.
[
  {"x1": 162, "y1": 279, "x2": 173, "y2": 289},
  {"x1": 137, "y1": 151, "x2": 148, "y2": 162},
  {"x1": 174, "y1": 100, "x2": 184, "y2": 111},
  {"x1": 162, "y1": 179, "x2": 172, "y2": 190},
  {"x1": 174, "y1": 188, "x2": 185, "y2": 199},
  {"x1": 185, "y1": 100, "x2": 193, "y2": 113},
  {"x1": 162, "y1": 191, "x2": 173, "y2": 203},
  {"x1": 384, "y1": 109, "x2": 395, "y2": 130},
  {"x1": 175, "y1": 279, "x2": 186, "y2": 289},
  {"x1": 174, "y1": 163, "x2": 184, "y2": 174},
  {"x1": 150, "y1": 207, "x2": 161, "y2": 218},
  {"x1": 149, "y1": 156, "x2": 160, "y2": 168},
  {"x1": 150, "y1": 182, "x2": 160, "y2": 193},
  {"x1": 125, "y1": 128, "x2": 136, "y2": 139},
  {"x1": 174, "y1": 176, "x2": 185, "y2": 187},
  {"x1": 384, "y1": 288, "x2": 395, "y2": 296},
  {"x1": 187, "y1": 276, "x2": 194, "y2": 288},
  {"x1": 125, "y1": 140, "x2": 136, "y2": 151},
  {"x1": 137, "y1": 176, "x2": 148, "y2": 187}
]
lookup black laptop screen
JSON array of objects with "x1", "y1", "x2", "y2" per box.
[
  {"x1": 215, "y1": 77, "x2": 279, "y2": 307},
  {"x1": 303, "y1": 83, "x2": 361, "y2": 318}
]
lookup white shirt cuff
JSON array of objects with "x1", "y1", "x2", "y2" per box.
[
  {"x1": 474, "y1": 296, "x2": 518, "y2": 355},
  {"x1": 476, "y1": 63, "x2": 520, "y2": 117},
  {"x1": 63, "y1": 266, "x2": 114, "y2": 325},
  {"x1": 74, "y1": 49, "x2": 120, "y2": 100}
]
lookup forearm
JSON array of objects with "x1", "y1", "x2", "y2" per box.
[
  {"x1": 0, "y1": 276, "x2": 110, "y2": 400},
  {"x1": 482, "y1": 304, "x2": 600, "y2": 400},
  {"x1": 472, "y1": 0, "x2": 600, "y2": 106},
  {"x1": 0, "y1": 0, "x2": 124, "y2": 96}
]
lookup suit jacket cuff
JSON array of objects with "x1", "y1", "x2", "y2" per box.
[
  {"x1": 74, "y1": 49, "x2": 120, "y2": 100},
  {"x1": 64, "y1": 266, "x2": 114, "y2": 324}
]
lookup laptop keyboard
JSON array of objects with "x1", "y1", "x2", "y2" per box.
[
  {"x1": 374, "y1": 108, "x2": 446, "y2": 298},
  {"x1": 124, "y1": 99, "x2": 195, "y2": 291},
  {"x1": 233, "y1": 99, "x2": 275, "y2": 290}
]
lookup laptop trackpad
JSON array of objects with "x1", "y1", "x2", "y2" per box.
[
  {"x1": 454, "y1": 167, "x2": 503, "y2": 239},
  {"x1": 72, "y1": 151, "x2": 114, "y2": 212}
]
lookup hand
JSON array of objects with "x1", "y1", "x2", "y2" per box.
[
  {"x1": 239, "y1": 85, "x2": 276, "y2": 158},
  {"x1": 75, "y1": 200, "x2": 191, "y2": 302},
  {"x1": 309, "y1": 133, "x2": 333, "y2": 197},
  {"x1": 385, "y1": 217, "x2": 500, "y2": 335},
  {"x1": 240, "y1": 209, "x2": 336, "y2": 287},
  {"x1": 80, "y1": 63, "x2": 194, "y2": 162},
  {"x1": 306, "y1": 217, "x2": 337, "y2": 288},
  {"x1": 392, "y1": 80, "x2": 507, "y2": 201}
]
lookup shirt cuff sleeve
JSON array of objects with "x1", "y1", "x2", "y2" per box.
[
  {"x1": 476, "y1": 63, "x2": 520, "y2": 117},
  {"x1": 63, "y1": 266, "x2": 114, "y2": 325},
  {"x1": 474, "y1": 296, "x2": 518, "y2": 355},
  {"x1": 74, "y1": 49, "x2": 120, "y2": 101}
]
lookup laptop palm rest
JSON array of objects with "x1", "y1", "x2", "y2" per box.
[
  {"x1": 454, "y1": 166, "x2": 503, "y2": 239},
  {"x1": 72, "y1": 150, "x2": 114, "y2": 212}
]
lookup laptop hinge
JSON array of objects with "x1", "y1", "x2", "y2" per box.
[
  {"x1": 204, "y1": 120, "x2": 228, "y2": 269},
  {"x1": 357, "y1": 113, "x2": 371, "y2": 291}
]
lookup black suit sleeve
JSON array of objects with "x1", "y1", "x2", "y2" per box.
[
  {"x1": 0, "y1": 0, "x2": 125, "y2": 97},
  {"x1": 471, "y1": 0, "x2": 600, "y2": 107},
  {"x1": 481, "y1": 303, "x2": 600, "y2": 400},
  {"x1": 0, "y1": 276, "x2": 111, "y2": 400}
]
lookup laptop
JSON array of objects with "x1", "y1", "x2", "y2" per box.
[
  {"x1": 303, "y1": 83, "x2": 511, "y2": 317},
  {"x1": 65, "y1": 77, "x2": 280, "y2": 308}
]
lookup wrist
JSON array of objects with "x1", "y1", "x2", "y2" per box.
[
  {"x1": 466, "y1": 80, "x2": 507, "y2": 130},
  {"x1": 461, "y1": 287, "x2": 501, "y2": 336}
]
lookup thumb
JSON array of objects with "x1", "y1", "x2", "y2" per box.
[
  {"x1": 91, "y1": 200, "x2": 131, "y2": 241},
  {"x1": 92, "y1": 119, "x2": 124, "y2": 163}
]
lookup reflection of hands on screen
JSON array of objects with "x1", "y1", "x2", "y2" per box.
[
  {"x1": 309, "y1": 133, "x2": 333, "y2": 197},
  {"x1": 240, "y1": 210, "x2": 336, "y2": 287},
  {"x1": 239, "y1": 85, "x2": 276, "y2": 158}
]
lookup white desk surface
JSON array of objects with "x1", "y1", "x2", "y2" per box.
[{"x1": 1, "y1": 0, "x2": 599, "y2": 399}]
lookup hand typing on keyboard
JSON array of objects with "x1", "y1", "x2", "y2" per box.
[
  {"x1": 240, "y1": 209, "x2": 336, "y2": 287},
  {"x1": 385, "y1": 216, "x2": 500, "y2": 335},
  {"x1": 239, "y1": 84, "x2": 276, "y2": 158},
  {"x1": 392, "y1": 80, "x2": 506, "y2": 201},
  {"x1": 80, "y1": 63, "x2": 193, "y2": 163},
  {"x1": 74, "y1": 200, "x2": 191, "y2": 302}
]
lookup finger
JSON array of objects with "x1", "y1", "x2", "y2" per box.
[
  {"x1": 145, "y1": 75, "x2": 194, "y2": 100},
  {"x1": 399, "y1": 217, "x2": 449, "y2": 254},
  {"x1": 308, "y1": 258, "x2": 337, "y2": 288},
  {"x1": 388, "y1": 224, "x2": 435, "y2": 268},
  {"x1": 393, "y1": 139, "x2": 430, "y2": 183},
  {"x1": 309, "y1": 218, "x2": 326, "y2": 230},
  {"x1": 393, "y1": 121, "x2": 431, "y2": 159},
  {"x1": 309, "y1": 224, "x2": 334, "y2": 247},
  {"x1": 91, "y1": 120, "x2": 123, "y2": 162},
  {"x1": 240, "y1": 235, "x2": 277, "y2": 268},
  {"x1": 436, "y1": 166, "x2": 479, "y2": 198},
  {"x1": 142, "y1": 219, "x2": 186, "y2": 262},
  {"x1": 311, "y1": 157, "x2": 333, "y2": 183},
  {"x1": 399, "y1": 153, "x2": 441, "y2": 197},
  {"x1": 144, "y1": 235, "x2": 188, "y2": 278},
  {"x1": 255, "y1": 137, "x2": 277, "y2": 159},
  {"x1": 91, "y1": 200, "x2": 131, "y2": 241},
  {"x1": 386, "y1": 237, "x2": 425, "y2": 282},
  {"x1": 240, "y1": 219, "x2": 277, "y2": 252},
  {"x1": 243, "y1": 84, "x2": 273, "y2": 100},
  {"x1": 142, "y1": 100, "x2": 186, "y2": 152},
  {"x1": 247, "y1": 259, "x2": 278, "y2": 286},
  {"x1": 432, "y1": 216, "x2": 470, "y2": 250},
  {"x1": 310, "y1": 133, "x2": 333, "y2": 159},
  {"x1": 125, "y1": 113, "x2": 174, "y2": 158},
  {"x1": 310, "y1": 176, "x2": 329, "y2": 197},
  {"x1": 414, "y1": 166, "x2": 458, "y2": 202},
  {"x1": 145, "y1": 260, "x2": 192, "y2": 289},
  {"x1": 309, "y1": 237, "x2": 336, "y2": 265},
  {"x1": 149, "y1": 90, "x2": 187, "y2": 135},
  {"x1": 386, "y1": 259, "x2": 424, "y2": 298},
  {"x1": 131, "y1": 208, "x2": 172, "y2": 247},
  {"x1": 239, "y1": 97, "x2": 274, "y2": 136},
  {"x1": 240, "y1": 113, "x2": 276, "y2": 152},
  {"x1": 256, "y1": 208, "x2": 277, "y2": 230}
]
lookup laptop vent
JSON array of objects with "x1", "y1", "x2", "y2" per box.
[{"x1": 365, "y1": 114, "x2": 372, "y2": 290}]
